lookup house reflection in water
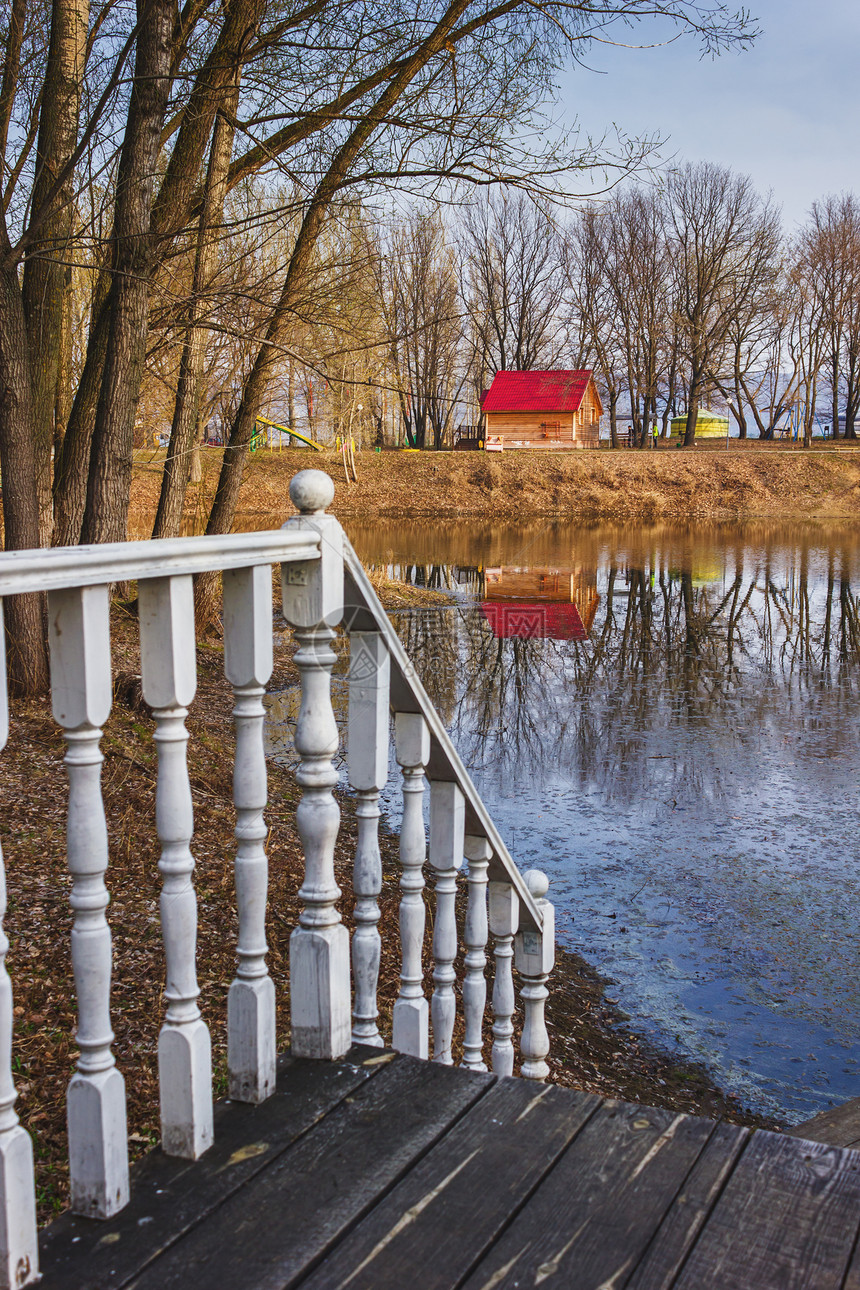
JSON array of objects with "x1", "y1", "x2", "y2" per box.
[{"x1": 481, "y1": 566, "x2": 599, "y2": 640}]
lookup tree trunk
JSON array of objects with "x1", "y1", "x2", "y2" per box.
[
  {"x1": 55, "y1": 267, "x2": 73, "y2": 460},
  {"x1": 0, "y1": 268, "x2": 50, "y2": 692},
  {"x1": 52, "y1": 275, "x2": 109, "y2": 544},
  {"x1": 21, "y1": 0, "x2": 89, "y2": 546},
  {"x1": 189, "y1": 408, "x2": 203, "y2": 484},
  {"x1": 288, "y1": 361, "x2": 296, "y2": 434},
  {"x1": 152, "y1": 87, "x2": 237, "y2": 540},
  {"x1": 733, "y1": 368, "x2": 747, "y2": 438},
  {"x1": 81, "y1": 0, "x2": 174, "y2": 545},
  {"x1": 683, "y1": 372, "x2": 701, "y2": 447},
  {"x1": 831, "y1": 349, "x2": 840, "y2": 440},
  {"x1": 845, "y1": 352, "x2": 859, "y2": 439}
]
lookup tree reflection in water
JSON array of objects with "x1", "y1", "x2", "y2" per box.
[
  {"x1": 380, "y1": 539, "x2": 860, "y2": 804},
  {"x1": 353, "y1": 520, "x2": 860, "y2": 1121}
]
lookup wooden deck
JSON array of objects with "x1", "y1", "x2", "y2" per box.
[
  {"x1": 35, "y1": 1048, "x2": 860, "y2": 1290},
  {"x1": 789, "y1": 1098, "x2": 860, "y2": 1151}
]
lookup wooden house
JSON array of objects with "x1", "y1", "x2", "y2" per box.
[{"x1": 480, "y1": 370, "x2": 603, "y2": 450}]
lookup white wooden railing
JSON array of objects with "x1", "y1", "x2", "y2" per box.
[{"x1": 0, "y1": 469, "x2": 554, "y2": 1288}]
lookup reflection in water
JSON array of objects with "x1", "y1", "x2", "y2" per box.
[
  {"x1": 482, "y1": 566, "x2": 598, "y2": 641},
  {"x1": 349, "y1": 519, "x2": 860, "y2": 1121}
]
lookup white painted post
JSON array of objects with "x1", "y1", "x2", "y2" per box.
[
  {"x1": 429, "y1": 782, "x2": 464, "y2": 1065},
  {"x1": 392, "y1": 712, "x2": 429, "y2": 1059},
  {"x1": 139, "y1": 575, "x2": 213, "y2": 1158},
  {"x1": 515, "y1": 870, "x2": 555, "y2": 1082},
  {"x1": 0, "y1": 602, "x2": 39, "y2": 1286},
  {"x1": 347, "y1": 632, "x2": 390, "y2": 1047},
  {"x1": 223, "y1": 565, "x2": 276, "y2": 1102},
  {"x1": 462, "y1": 834, "x2": 490, "y2": 1071},
  {"x1": 281, "y1": 471, "x2": 351, "y2": 1060},
  {"x1": 47, "y1": 585, "x2": 130, "y2": 1217},
  {"x1": 489, "y1": 881, "x2": 518, "y2": 1078}
]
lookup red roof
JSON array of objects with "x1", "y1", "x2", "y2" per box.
[
  {"x1": 481, "y1": 370, "x2": 592, "y2": 414},
  {"x1": 481, "y1": 601, "x2": 587, "y2": 641}
]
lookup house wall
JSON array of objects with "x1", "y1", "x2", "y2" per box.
[
  {"x1": 579, "y1": 383, "x2": 602, "y2": 431},
  {"x1": 485, "y1": 410, "x2": 575, "y2": 448}
]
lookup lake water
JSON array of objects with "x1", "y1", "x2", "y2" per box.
[{"x1": 336, "y1": 518, "x2": 860, "y2": 1124}]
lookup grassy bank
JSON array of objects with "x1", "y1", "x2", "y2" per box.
[
  {"x1": 130, "y1": 442, "x2": 860, "y2": 532},
  {"x1": 5, "y1": 583, "x2": 777, "y2": 1223}
]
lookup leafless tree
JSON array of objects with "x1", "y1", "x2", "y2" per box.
[
  {"x1": 461, "y1": 191, "x2": 568, "y2": 397},
  {"x1": 711, "y1": 236, "x2": 784, "y2": 438},
  {"x1": 800, "y1": 194, "x2": 860, "y2": 439},
  {"x1": 787, "y1": 237, "x2": 830, "y2": 448},
  {"x1": 564, "y1": 205, "x2": 626, "y2": 445},
  {"x1": 373, "y1": 210, "x2": 465, "y2": 449},
  {"x1": 725, "y1": 270, "x2": 802, "y2": 438},
  {"x1": 666, "y1": 161, "x2": 782, "y2": 445},
  {"x1": 580, "y1": 187, "x2": 671, "y2": 447}
]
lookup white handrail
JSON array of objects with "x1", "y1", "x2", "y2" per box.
[
  {"x1": 0, "y1": 529, "x2": 321, "y2": 595},
  {"x1": 342, "y1": 539, "x2": 544, "y2": 934}
]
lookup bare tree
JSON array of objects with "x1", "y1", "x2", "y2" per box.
[
  {"x1": 666, "y1": 161, "x2": 782, "y2": 445},
  {"x1": 564, "y1": 205, "x2": 625, "y2": 445},
  {"x1": 711, "y1": 233, "x2": 784, "y2": 438},
  {"x1": 461, "y1": 191, "x2": 567, "y2": 397},
  {"x1": 584, "y1": 187, "x2": 671, "y2": 447},
  {"x1": 374, "y1": 211, "x2": 465, "y2": 449},
  {"x1": 800, "y1": 194, "x2": 860, "y2": 439},
  {"x1": 787, "y1": 236, "x2": 830, "y2": 448},
  {"x1": 728, "y1": 271, "x2": 802, "y2": 438}
]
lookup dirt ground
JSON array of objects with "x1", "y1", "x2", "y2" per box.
[
  {"x1": 129, "y1": 442, "x2": 860, "y2": 533},
  {"x1": 5, "y1": 583, "x2": 778, "y2": 1224}
]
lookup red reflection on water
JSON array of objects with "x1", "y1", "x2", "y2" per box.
[{"x1": 480, "y1": 600, "x2": 588, "y2": 640}]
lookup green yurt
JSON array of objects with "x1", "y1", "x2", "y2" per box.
[{"x1": 670, "y1": 408, "x2": 730, "y2": 438}]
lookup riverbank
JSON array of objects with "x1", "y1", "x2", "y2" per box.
[
  {"x1": 130, "y1": 443, "x2": 860, "y2": 530},
  {"x1": 4, "y1": 586, "x2": 779, "y2": 1222}
]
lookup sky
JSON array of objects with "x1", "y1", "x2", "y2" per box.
[{"x1": 558, "y1": 0, "x2": 860, "y2": 232}]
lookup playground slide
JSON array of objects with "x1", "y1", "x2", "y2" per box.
[{"x1": 255, "y1": 416, "x2": 323, "y2": 451}]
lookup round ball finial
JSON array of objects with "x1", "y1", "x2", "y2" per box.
[
  {"x1": 524, "y1": 869, "x2": 549, "y2": 899},
  {"x1": 289, "y1": 469, "x2": 334, "y2": 515}
]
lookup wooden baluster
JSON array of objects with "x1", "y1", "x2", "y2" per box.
[
  {"x1": 223, "y1": 566, "x2": 275, "y2": 1102},
  {"x1": 462, "y1": 835, "x2": 490, "y2": 1071},
  {"x1": 0, "y1": 602, "x2": 39, "y2": 1285},
  {"x1": 393, "y1": 712, "x2": 429, "y2": 1058},
  {"x1": 139, "y1": 575, "x2": 213, "y2": 1158},
  {"x1": 47, "y1": 586, "x2": 130, "y2": 1216},
  {"x1": 281, "y1": 471, "x2": 351, "y2": 1059},
  {"x1": 489, "y1": 880, "x2": 518, "y2": 1078},
  {"x1": 429, "y1": 782, "x2": 464, "y2": 1065},
  {"x1": 348, "y1": 632, "x2": 390, "y2": 1047},
  {"x1": 515, "y1": 870, "x2": 555, "y2": 1082}
]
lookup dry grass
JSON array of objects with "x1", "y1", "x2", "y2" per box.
[{"x1": 129, "y1": 443, "x2": 860, "y2": 534}]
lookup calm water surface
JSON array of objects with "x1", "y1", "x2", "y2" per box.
[{"x1": 337, "y1": 518, "x2": 860, "y2": 1123}]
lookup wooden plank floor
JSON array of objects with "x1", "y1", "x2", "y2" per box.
[
  {"x1": 37, "y1": 1048, "x2": 860, "y2": 1290},
  {"x1": 789, "y1": 1098, "x2": 860, "y2": 1151}
]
